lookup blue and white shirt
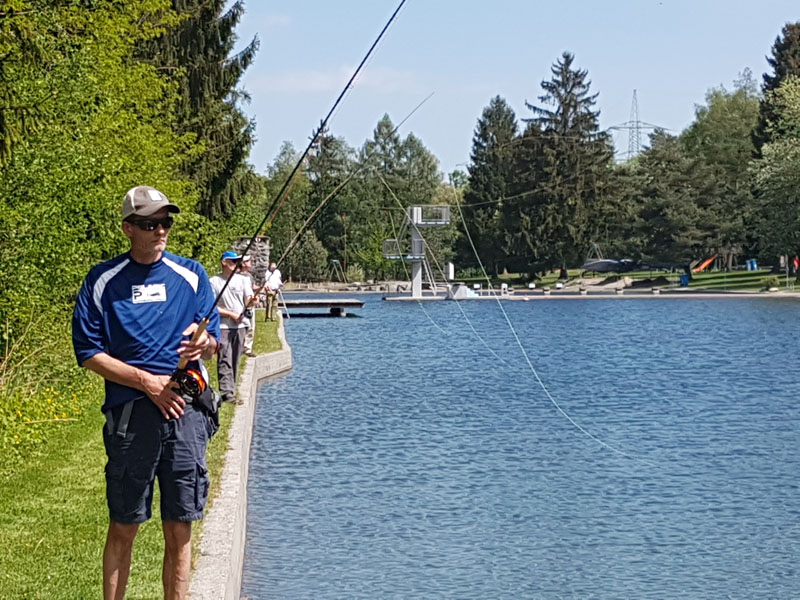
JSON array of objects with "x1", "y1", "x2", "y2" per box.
[{"x1": 72, "y1": 251, "x2": 221, "y2": 411}]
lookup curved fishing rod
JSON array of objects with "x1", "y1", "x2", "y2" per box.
[
  {"x1": 275, "y1": 92, "x2": 434, "y2": 269},
  {"x1": 172, "y1": 0, "x2": 408, "y2": 387}
]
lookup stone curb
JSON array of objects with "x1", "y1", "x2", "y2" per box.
[{"x1": 189, "y1": 317, "x2": 292, "y2": 600}]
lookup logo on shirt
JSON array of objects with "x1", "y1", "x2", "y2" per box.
[{"x1": 132, "y1": 283, "x2": 167, "y2": 304}]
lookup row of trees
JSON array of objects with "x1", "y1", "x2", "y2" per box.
[
  {"x1": 254, "y1": 23, "x2": 800, "y2": 284},
  {"x1": 3, "y1": 3, "x2": 800, "y2": 392},
  {"x1": 459, "y1": 25, "x2": 800, "y2": 276}
]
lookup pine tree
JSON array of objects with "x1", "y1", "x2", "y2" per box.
[
  {"x1": 143, "y1": 0, "x2": 258, "y2": 219},
  {"x1": 753, "y1": 22, "x2": 800, "y2": 153},
  {"x1": 461, "y1": 96, "x2": 517, "y2": 274},
  {"x1": 633, "y1": 131, "x2": 722, "y2": 266},
  {"x1": 508, "y1": 52, "x2": 613, "y2": 271}
]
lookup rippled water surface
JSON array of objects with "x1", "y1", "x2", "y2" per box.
[{"x1": 241, "y1": 295, "x2": 800, "y2": 599}]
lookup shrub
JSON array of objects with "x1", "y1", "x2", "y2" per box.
[
  {"x1": 346, "y1": 263, "x2": 365, "y2": 283},
  {"x1": 761, "y1": 275, "x2": 780, "y2": 290}
]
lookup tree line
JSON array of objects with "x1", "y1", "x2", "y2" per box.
[
  {"x1": 262, "y1": 24, "x2": 800, "y2": 285},
  {"x1": 0, "y1": 1, "x2": 258, "y2": 398},
  {"x1": 461, "y1": 25, "x2": 800, "y2": 278},
  {"x1": 2, "y1": 2, "x2": 800, "y2": 407}
]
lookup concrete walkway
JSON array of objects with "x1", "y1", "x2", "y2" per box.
[{"x1": 188, "y1": 317, "x2": 293, "y2": 600}]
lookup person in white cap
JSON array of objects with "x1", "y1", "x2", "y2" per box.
[{"x1": 72, "y1": 185, "x2": 221, "y2": 600}]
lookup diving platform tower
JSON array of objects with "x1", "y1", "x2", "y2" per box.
[{"x1": 383, "y1": 205, "x2": 451, "y2": 298}]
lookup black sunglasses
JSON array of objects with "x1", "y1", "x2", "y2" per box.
[{"x1": 127, "y1": 216, "x2": 174, "y2": 231}]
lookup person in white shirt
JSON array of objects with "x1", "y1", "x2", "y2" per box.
[
  {"x1": 240, "y1": 255, "x2": 257, "y2": 357},
  {"x1": 265, "y1": 262, "x2": 283, "y2": 321},
  {"x1": 209, "y1": 251, "x2": 253, "y2": 402}
]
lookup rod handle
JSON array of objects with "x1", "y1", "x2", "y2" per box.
[{"x1": 176, "y1": 318, "x2": 210, "y2": 370}]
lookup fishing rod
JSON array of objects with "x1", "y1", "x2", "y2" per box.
[
  {"x1": 275, "y1": 92, "x2": 434, "y2": 269},
  {"x1": 171, "y1": 0, "x2": 408, "y2": 400}
]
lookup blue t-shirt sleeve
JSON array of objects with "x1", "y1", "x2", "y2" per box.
[{"x1": 72, "y1": 272, "x2": 105, "y2": 366}]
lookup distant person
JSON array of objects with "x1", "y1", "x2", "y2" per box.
[
  {"x1": 265, "y1": 262, "x2": 284, "y2": 321},
  {"x1": 240, "y1": 255, "x2": 257, "y2": 358},
  {"x1": 72, "y1": 185, "x2": 221, "y2": 600},
  {"x1": 210, "y1": 251, "x2": 253, "y2": 402}
]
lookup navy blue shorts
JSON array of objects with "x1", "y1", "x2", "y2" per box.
[{"x1": 103, "y1": 398, "x2": 215, "y2": 524}]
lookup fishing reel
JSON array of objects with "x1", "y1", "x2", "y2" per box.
[{"x1": 171, "y1": 368, "x2": 207, "y2": 400}]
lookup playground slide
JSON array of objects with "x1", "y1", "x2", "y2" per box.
[{"x1": 692, "y1": 254, "x2": 717, "y2": 274}]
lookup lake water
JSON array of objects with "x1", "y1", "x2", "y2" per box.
[{"x1": 241, "y1": 294, "x2": 800, "y2": 599}]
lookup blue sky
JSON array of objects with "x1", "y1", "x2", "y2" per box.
[{"x1": 228, "y1": 0, "x2": 798, "y2": 176}]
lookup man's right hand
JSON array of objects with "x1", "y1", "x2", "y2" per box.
[{"x1": 143, "y1": 373, "x2": 186, "y2": 420}]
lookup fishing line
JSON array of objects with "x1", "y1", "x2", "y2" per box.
[
  {"x1": 276, "y1": 92, "x2": 435, "y2": 268},
  {"x1": 376, "y1": 170, "x2": 511, "y2": 366},
  {"x1": 453, "y1": 197, "x2": 655, "y2": 466},
  {"x1": 173, "y1": 0, "x2": 409, "y2": 373},
  {"x1": 385, "y1": 196, "x2": 449, "y2": 335}
]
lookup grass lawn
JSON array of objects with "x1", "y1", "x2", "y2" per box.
[
  {"x1": 0, "y1": 310, "x2": 280, "y2": 599},
  {"x1": 462, "y1": 268, "x2": 793, "y2": 292}
]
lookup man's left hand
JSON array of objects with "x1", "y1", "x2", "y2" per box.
[{"x1": 178, "y1": 323, "x2": 215, "y2": 361}]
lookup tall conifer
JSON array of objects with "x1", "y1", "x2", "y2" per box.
[
  {"x1": 143, "y1": 0, "x2": 258, "y2": 219},
  {"x1": 753, "y1": 22, "x2": 800, "y2": 153},
  {"x1": 462, "y1": 96, "x2": 517, "y2": 274},
  {"x1": 508, "y1": 52, "x2": 612, "y2": 271}
]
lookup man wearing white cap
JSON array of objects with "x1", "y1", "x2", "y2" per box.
[{"x1": 72, "y1": 186, "x2": 221, "y2": 600}]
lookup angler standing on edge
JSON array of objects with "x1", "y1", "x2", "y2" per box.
[
  {"x1": 265, "y1": 262, "x2": 283, "y2": 321},
  {"x1": 72, "y1": 186, "x2": 221, "y2": 600},
  {"x1": 210, "y1": 251, "x2": 253, "y2": 403}
]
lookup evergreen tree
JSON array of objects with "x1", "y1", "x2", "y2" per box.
[
  {"x1": 307, "y1": 132, "x2": 358, "y2": 266},
  {"x1": 753, "y1": 22, "x2": 800, "y2": 153},
  {"x1": 589, "y1": 161, "x2": 647, "y2": 261},
  {"x1": 508, "y1": 52, "x2": 613, "y2": 272},
  {"x1": 143, "y1": 0, "x2": 258, "y2": 219},
  {"x1": 349, "y1": 115, "x2": 441, "y2": 279},
  {"x1": 461, "y1": 96, "x2": 517, "y2": 274},
  {"x1": 264, "y1": 142, "x2": 312, "y2": 264},
  {"x1": 633, "y1": 131, "x2": 722, "y2": 266}
]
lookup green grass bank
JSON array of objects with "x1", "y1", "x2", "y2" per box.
[
  {"x1": 474, "y1": 267, "x2": 796, "y2": 292},
  {"x1": 0, "y1": 310, "x2": 280, "y2": 599}
]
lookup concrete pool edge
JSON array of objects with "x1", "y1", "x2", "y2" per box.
[{"x1": 189, "y1": 316, "x2": 293, "y2": 600}]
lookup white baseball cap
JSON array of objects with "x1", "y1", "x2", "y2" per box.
[{"x1": 122, "y1": 186, "x2": 180, "y2": 220}]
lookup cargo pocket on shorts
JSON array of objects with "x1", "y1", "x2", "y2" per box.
[
  {"x1": 105, "y1": 462, "x2": 127, "y2": 519},
  {"x1": 195, "y1": 463, "x2": 209, "y2": 513},
  {"x1": 205, "y1": 412, "x2": 218, "y2": 439},
  {"x1": 106, "y1": 462, "x2": 150, "y2": 522}
]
